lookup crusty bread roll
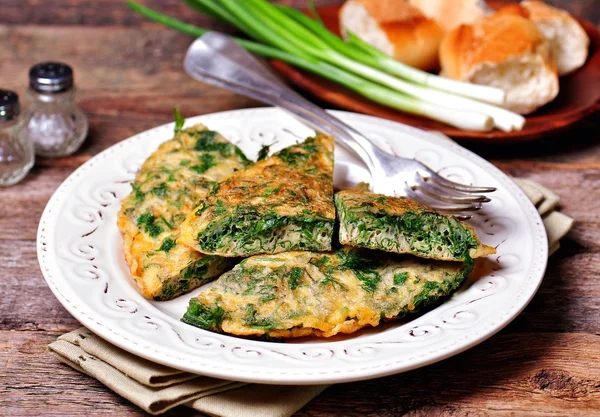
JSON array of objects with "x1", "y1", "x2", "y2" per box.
[
  {"x1": 339, "y1": 0, "x2": 445, "y2": 71},
  {"x1": 521, "y1": 1, "x2": 589, "y2": 75},
  {"x1": 439, "y1": 13, "x2": 559, "y2": 115},
  {"x1": 408, "y1": 0, "x2": 491, "y2": 32}
]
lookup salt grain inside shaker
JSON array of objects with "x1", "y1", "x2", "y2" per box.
[
  {"x1": 25, "y1": 62, "x2": 88, "y2": 158},
  {"x1": 0, "y1": 90, "x2": 35, "y2": 186}
]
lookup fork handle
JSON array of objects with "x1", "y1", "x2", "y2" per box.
[{"x1": 184, "y1": 34, "x2": 380, "y2": 175}]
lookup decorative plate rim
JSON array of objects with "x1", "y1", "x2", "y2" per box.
[{"x1": 37, "y1": 107, "x2": 548, "y2": 384}]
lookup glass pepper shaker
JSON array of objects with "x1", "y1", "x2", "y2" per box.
[
  {"x1": 0, "y1": 91, "x2": 35, "y2": 186},
  {"x1": 24, "y1": 62, "x2": 88, "y2": 158}
]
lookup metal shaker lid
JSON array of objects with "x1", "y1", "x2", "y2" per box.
[
  {"x1": 0, "y1": 90, "x2": 20, "y2": 121},
  {"x1": 29, "y1": 62, "x2": 74, "y2": 93}
]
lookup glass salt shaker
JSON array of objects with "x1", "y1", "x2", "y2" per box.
[
  {"x1": 0, "y1": 91, "x2": 34, "y2": 186},
  {"x1": 24, "y1": 62, "x2": 88, "y2": 157}
]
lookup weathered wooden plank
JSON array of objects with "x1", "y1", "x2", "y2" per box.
[
  {"x1": 468, "y1": 116, "x2": 600, "y2": 164},
  {"x1": 0, "y1": 331, "x2": 193, "y2": 416},
  {"x1": 0, "y1": 0, "x2": 597, "y2": 25},
  {"x1": 2, "y1": 331, "x2": 599, "y2": 416},
  {"x1": 300, "y1": 333, "x2": 600, "y2": 416},
  {"x1": 0, "y1": 0, "x2": 599, "y2": 415},
  {"x1": 0, "y1": 0, "x2": 348, "y2": 26}
]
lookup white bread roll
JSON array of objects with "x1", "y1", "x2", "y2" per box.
[
  {"x1": 439, "y1": 13, "x2": 559, "y2": 115},
  {"x1": 521, "y1": 1, "x2": 590, "y2": 75},
  {"x1": 339, "y1": 0, "x2": 445, "y2": 71},
  {"x1": 408, "y1": 0, "x2": 491, "y2": 32}
]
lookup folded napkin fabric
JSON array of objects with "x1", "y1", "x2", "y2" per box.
[
  {"x1": 188, "y1": 384, "x2": 328, "y2": 417},
  {"x1": 512, "y1": 178, "x2": 574, "y2": 255},
  {"x1": 48, "y1": 328, "x2": 327, "y2": 416},
  {"x1": 47, "y1": 178, "x2": 573, "y2": 416}
]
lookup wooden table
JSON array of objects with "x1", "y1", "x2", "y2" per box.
[{"x1": 1, "y1": 1, "x2": 598, "y2": 416}]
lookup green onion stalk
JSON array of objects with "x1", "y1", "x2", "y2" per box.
[
  {"x1": 127, "y1": 0, "x2": 523, "y2": 132},
  {"x1": 275, "y1": 4, "x2": 524, "y2": 131}
]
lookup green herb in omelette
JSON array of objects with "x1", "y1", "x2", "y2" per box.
[
  {"x1": 174, "y1": 108, "x2": 185, "y2": 133},
  {"x1": 394, "y1": 272, "x2": 408, "y2": 286},
  {"x1": 158, "y1": 237, "x2": 176, "y2": 253},
  {"x1": 179, "y1": 134, "x2": 335, "y2": 257},
  {"x1": 257, "y1": 143, "x2": 272, "y2": 161},
  {"x1": 118, "y1": 124, "x2": 251, "y2": 301},
  {"x1": 131, "y1": 183, "x2": 145, "y2": 203},
  {"x1": 335, "y1": 189, "x2": 493, "y2": 262},
  {"x1": 191, "y1": 153, "x2": 216, "y2": 174},
  {"x1": 181, "y1": 249, "x2": 473, "y2": 339},
  {"x1": 137, "y1": 213, "x2": 163, "y2": 237}
]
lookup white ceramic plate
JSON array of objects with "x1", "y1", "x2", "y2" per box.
[{"x1": 38, "y1": 108, "x2": 548, "y2": 385}]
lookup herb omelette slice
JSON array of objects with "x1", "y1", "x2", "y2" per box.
[
  {"x1": 117, "y1": 124, "x2": 251, "y2": 300},
  {"x1": 179, "y1": 134, "x2": 335, "y2": 257},
  {"x1": 182, "y1": 249, "x2": 473, "y2": 338},
  {"x1": 335, "y1": 190, "x2": 495, "y2": 261}
]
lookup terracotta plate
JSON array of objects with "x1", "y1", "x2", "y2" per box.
[{"x1": 270, "y1": 4, "x2": 600, "y2": 142}]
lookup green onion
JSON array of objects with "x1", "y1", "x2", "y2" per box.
[
  {"x1": 220, "y1": 0, "x2": 321, "y2": 60},
  {"x1": 276, "y1": 5, "x2": 523, "y2": 131},
  {"x1": 184, "y1": 0, "x2": 269, "y2": 44},
  {"x1": 250, "y1": 0, "x2": 520, "y2": 131},
  {"x1": 345, "y1": 30, "x2": 391, "y2": 59},
  {"x1": 307, "y1": 0, "x2": 324, "y2": 24},
  {"x1": 272, "y1": 2, "x2": 506, "y2": 106},
  {"x1": 127, "y1": 1, "x2": 504, "y2": 131}
]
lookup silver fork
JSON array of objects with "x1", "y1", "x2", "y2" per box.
[{"x1": 183, "y1": 32, "x2": 495, "y2": 218}]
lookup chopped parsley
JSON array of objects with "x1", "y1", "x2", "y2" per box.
[
  {"x1": 355, "y1": 269, "x2": 381, "y2": 292},
  {"x1": 276, "y1": 148, "x2": 308, "y2": 165},
  {"x1": 309, "y1": 256, "x2": 330, "y2": 268},
  {"x1": 151, "y1": 183, "x2": 168, "y2": 198},
  {"x1": 258, "y1": 285, "x2": 277, "y2": 303},
  {"x1": 161, "y1": 167, "x2": 176, "y2": 182},
  {"x1": 159, "y1": 215, "x2": 174, "y2": 230},
  {"x1": 213, "y1": 200, "x2": 227, "y2": 216},
  {"x1": 137, "y1": 213, "x2": 163, "y2": 237},
  {"x1": 320, "y1": 275, "x2": 345, "y2": 290},
  {"x1": 131, "y1": 183, "x2": 145, "y2": 203},
  {"x1": 274, "y1": 137, "x2": 317, "y2": 165},
  {"x1": 195, "y1": 201, "x2": 209, "y2": 216},
  {"x1": 194, "y1": 130, "x2": 220, "y2": 151},
  {"x1": 257, "y1": 143, "x2": 272, "y2": 161},
  {"x1": 182, "y1": 298, "x2": 225, "y2": 330},
  {"x1": 244, "y1": 304, "x2": 278, "y2": 330},
  {"x1": 191, "y1": 153, "x2": 216, "y2": 174},
  {"x1": 174, "y1": 108, "x2": 185, "y2": 133},
  {"x1": 394, "y1": 272, "x2": 408, "y2": 286},
  {"x1": 158, "y1": 238, "x2": 176, "y2": 253},
  {"x1": 335, "y1": 250, "x2": 380, "y2": 292},
  {"x1": 412, "y1": 281, "x2": 442, "y2": 308},
  {"x1": 260, "y1": 186, "x2": 281, "y2": 197},
  {"x1": 234, "y1": 146, "x2": 252, "y2": 165},
  {"x1": 288, "y1": 267, "x2": 303, "y2": 290},
  {"x1": 181, "y1": 257, "x2": 211, "y2": 280}
]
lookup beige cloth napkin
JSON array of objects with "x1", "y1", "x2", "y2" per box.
[
  {"x1": 512, "y1": 177, "x2": 574, "y2": 255},
  {"x1": 47, "y1": 178, "x2": 573, "y2": 416},
  {"x1": 48, "y1": 328, "x2": 327, "y2": 416}
]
